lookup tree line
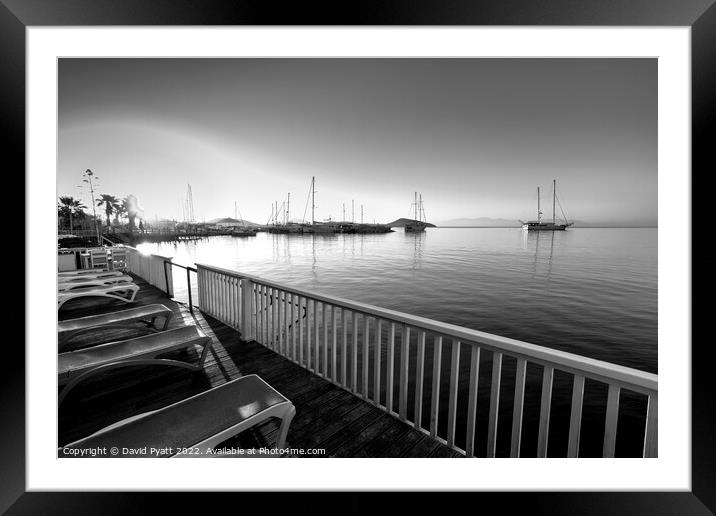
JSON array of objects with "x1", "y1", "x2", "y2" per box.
[{"x1": 58, "y1": 194, "x2": 143, "y2": 231}]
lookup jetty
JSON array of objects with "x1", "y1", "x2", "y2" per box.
[
  {"x1": 58, "y1": 224, "x2": 257, "y2": 248},
  {"x1": 264, "y1": 178, "x2": 393, "y2": 235},
  {"x1": 57, "y1": 245, "x2": 657, "y2": 458},
  {"x1": 266, "y1": 222, "x2": 392, "y2": 234}
]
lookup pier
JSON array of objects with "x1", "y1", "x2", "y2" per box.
[
  {"x1": 58, "y1": 227, "x2": 257, "y2": 249},
  {"x1": 265, "y1": 222, "x2": 393, "y2": 234},
  {"x1": 59, "y1": 246, "x2": 658, "y2": 457}
]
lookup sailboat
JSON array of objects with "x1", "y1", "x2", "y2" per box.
[
  {"x1": 520, "y1": 179, "x2": 573, "y2": 231},
  {"x1": 300, "y1": 176, "x2": 339, "y2": 233},
  {"x1": 229, "y1": 201, "x2": 258, "y2": 236},
  {"x1": 405, "y1": 192, "x2": 428, "y2": 232}
]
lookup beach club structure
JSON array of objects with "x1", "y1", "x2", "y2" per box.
[{"x1": 57, "y1": 245, "x2": 658, "y2": 458}]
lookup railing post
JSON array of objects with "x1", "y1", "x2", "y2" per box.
[
  {"x1": 537, "y1": 366, "x2": 554, "y2": 458},
  {"x1": 643, "y1": 393, "x2": 658, "y2": 458},
  {"x1": 196, "y1": 265, "x2": 204, "y2": 315},
  {"x1": 240, "y1": 278, "x2": 254, "y2": 341},
  {"x1": 165, "y1": 258, "x2": 174, "y2": 297},
  {"x1": 602, "y1": 384, "x2": 620, "y2": 458},
  {"x1": 186, "y1": 266, "x2": 193, "y2": 313},
  {"x1": 163, "y1": 260, "x2": 170, "y2": 296}
]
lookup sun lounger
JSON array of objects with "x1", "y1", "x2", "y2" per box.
[
  {"x1": 58, "y1": 303, "x2": 174, "y2": 349},
  {"x1": 59, "y1": 271, "x2": 128, "y2": 282},
  {"x1": 59, "y1": 374, "x2": 296, "y2": 456},
  {"x1": 58, "y1": 269, "x2": 124, "y2": 278},
  {"x1": 58, "y1": 283, "x2": 139, "y2": 310},
  {"x1": 58, "y1": 325, "x2": 213, "y2": 406},
  {"x1": 58, "y1": 274, "x2": 134, "y2": 291}
]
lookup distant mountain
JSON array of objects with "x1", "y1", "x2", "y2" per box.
[
  {"x1": 569, "y1": 220, "x2": 656, "y2": 228},
  {"x1": 387, "y1": 218, "x2": 437, "y2": 228},
  {"x1": 207, "y1": 217, "x2": 261, "y2": 227},
  {"x1": 437, "y1": 217, "x2": 657, "y2": 228}
]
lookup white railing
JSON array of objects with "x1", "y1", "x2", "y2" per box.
[
  {"x1": 196, "y1": 263, "x2": 657, "y2": 458},
  {"x1": 125, "y1": 247, "x2": 174, "y2": 297}
]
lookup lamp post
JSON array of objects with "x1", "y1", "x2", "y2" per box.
[{"x1": 82, "y1": 169, "x2": 101, "y2": 245}]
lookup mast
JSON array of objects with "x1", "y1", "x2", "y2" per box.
[
  {"x1": 537, "y1": 186, "x2": 542, "y2": 223},
  {"x1": 414, "y1": 192, "x2": 418, "y2": 221},
  {"x1": 552, "y1": 179, "x2": 556, "y2": 224},
  {"x1": 311, "y1": 176, "x2": 315, "y2": 225},
  {"x1": 286, "y1": 193, "x2": 290, "y2": 224},
  {"x1": 187, "y1": 184, "x2": 195, "y2": 223},
  {"x1": 419, "y1": 194, "x2": 424, "y2": 222}
]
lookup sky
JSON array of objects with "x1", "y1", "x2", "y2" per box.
[{"x1": 58, "y1": 58, "x2": 657, "y2": 225}]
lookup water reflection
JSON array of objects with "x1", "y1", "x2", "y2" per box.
[
  {"x1": 137, "y1": 228, "x2": 657, "y2": 373},
  {"x1": 524, "y1": 230, "x2": 557, "y2": 280},
  {"x1": 311, "y1": 235, "x2": 317, "y2": 280},
  {"x1": 405, "y1": 231, "x2": 425, "y2": 270}
]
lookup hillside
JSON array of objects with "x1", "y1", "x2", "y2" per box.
[
  {"x1": 387, "y1": 218, "x2": 437, "y2": 228},
  {"x1": 207, "y1": 217, "x2": 262, "y2": 227}
]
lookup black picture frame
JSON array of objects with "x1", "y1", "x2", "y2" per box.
[{"x1": 6, "y1": 0, "x2": 713, "y2": 513}]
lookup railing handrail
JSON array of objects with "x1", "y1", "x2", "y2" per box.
[
  {"x1": 164, "y1": 261, "x2": 197, "y2": 272},
  {"x1": 196, "y1": 262, "x2": 657, "y2": 394},
  {"x1": 163, "y1": 259, "x2": 197, "y2": 312}
]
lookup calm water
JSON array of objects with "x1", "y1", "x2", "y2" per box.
[{"x1": 138, "y1": 227, "x2": 657, "y2": 373}]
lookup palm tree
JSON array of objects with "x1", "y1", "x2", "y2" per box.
[
  {"x1": 70, "y1": 198, "x2": 87, "y2": 230},
  {"x1": 58, "y1": 196, "x2": 87, "y2": 230},
  {"x1": 114, "y1": 203, "x2": 127, "y2": 225},
  {"x1": 58, "y1": 197, "x2": 72, "y2": 229},
  {"x1": 97, "y1": 194, "x2": 120, "y2": 227},
  {"x1": 122, "y1": 195, "x2": 139, "y2": 229}
]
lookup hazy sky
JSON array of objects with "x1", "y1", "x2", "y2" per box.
[{"x1": 58, "y1": 58, "x2": 656, "y2": 224}]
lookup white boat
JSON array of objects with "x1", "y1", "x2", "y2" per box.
[
  {"x1": 520, "y1": 179, "x2": 573, "y2": 231},
  {"x1": 405, "y1": 192, "x2": 428, "y2": 232}
]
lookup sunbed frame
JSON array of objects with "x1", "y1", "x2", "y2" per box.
[
  {"x1": 58, "y1": 283, "x2": 139, "y2": 310},
  {"x1": 58, "y1": 274, "x2": 135, "y2": 291},
  {"x1": 58, "y1": 325, "x2": 212, "y2": 406},
  {"x1": 58, "y1": 303, "x2": 174, "y2": 349},
  {"x1": 60, "y1": 374, "x2": 296, "y2": 456},
  {"x1": 58, "y1": 269, "x2": 123, "y2": 278}
]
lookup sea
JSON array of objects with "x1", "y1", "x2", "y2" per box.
[{"x1": 137, "y1": 227, "x2": 657, "y2": 457}]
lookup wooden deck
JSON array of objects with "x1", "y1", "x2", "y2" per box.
[{"x1": 58, "y1": 275, "x2": 461, "y2": 457}]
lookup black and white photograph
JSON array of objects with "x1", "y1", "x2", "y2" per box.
[
  {"x1": 56, "y1": 57, "x2": 659, "y2": 459},
  {"x1": 3, "y1": 0, "x2": 707, "y2": 507}
]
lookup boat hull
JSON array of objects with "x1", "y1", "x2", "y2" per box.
[
  {"x1": 404, "y1": 225, "x2": 426, "y2": 232},
  {"x1": 521, "y1": 222, "x2": 572, "y2": 231}
]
